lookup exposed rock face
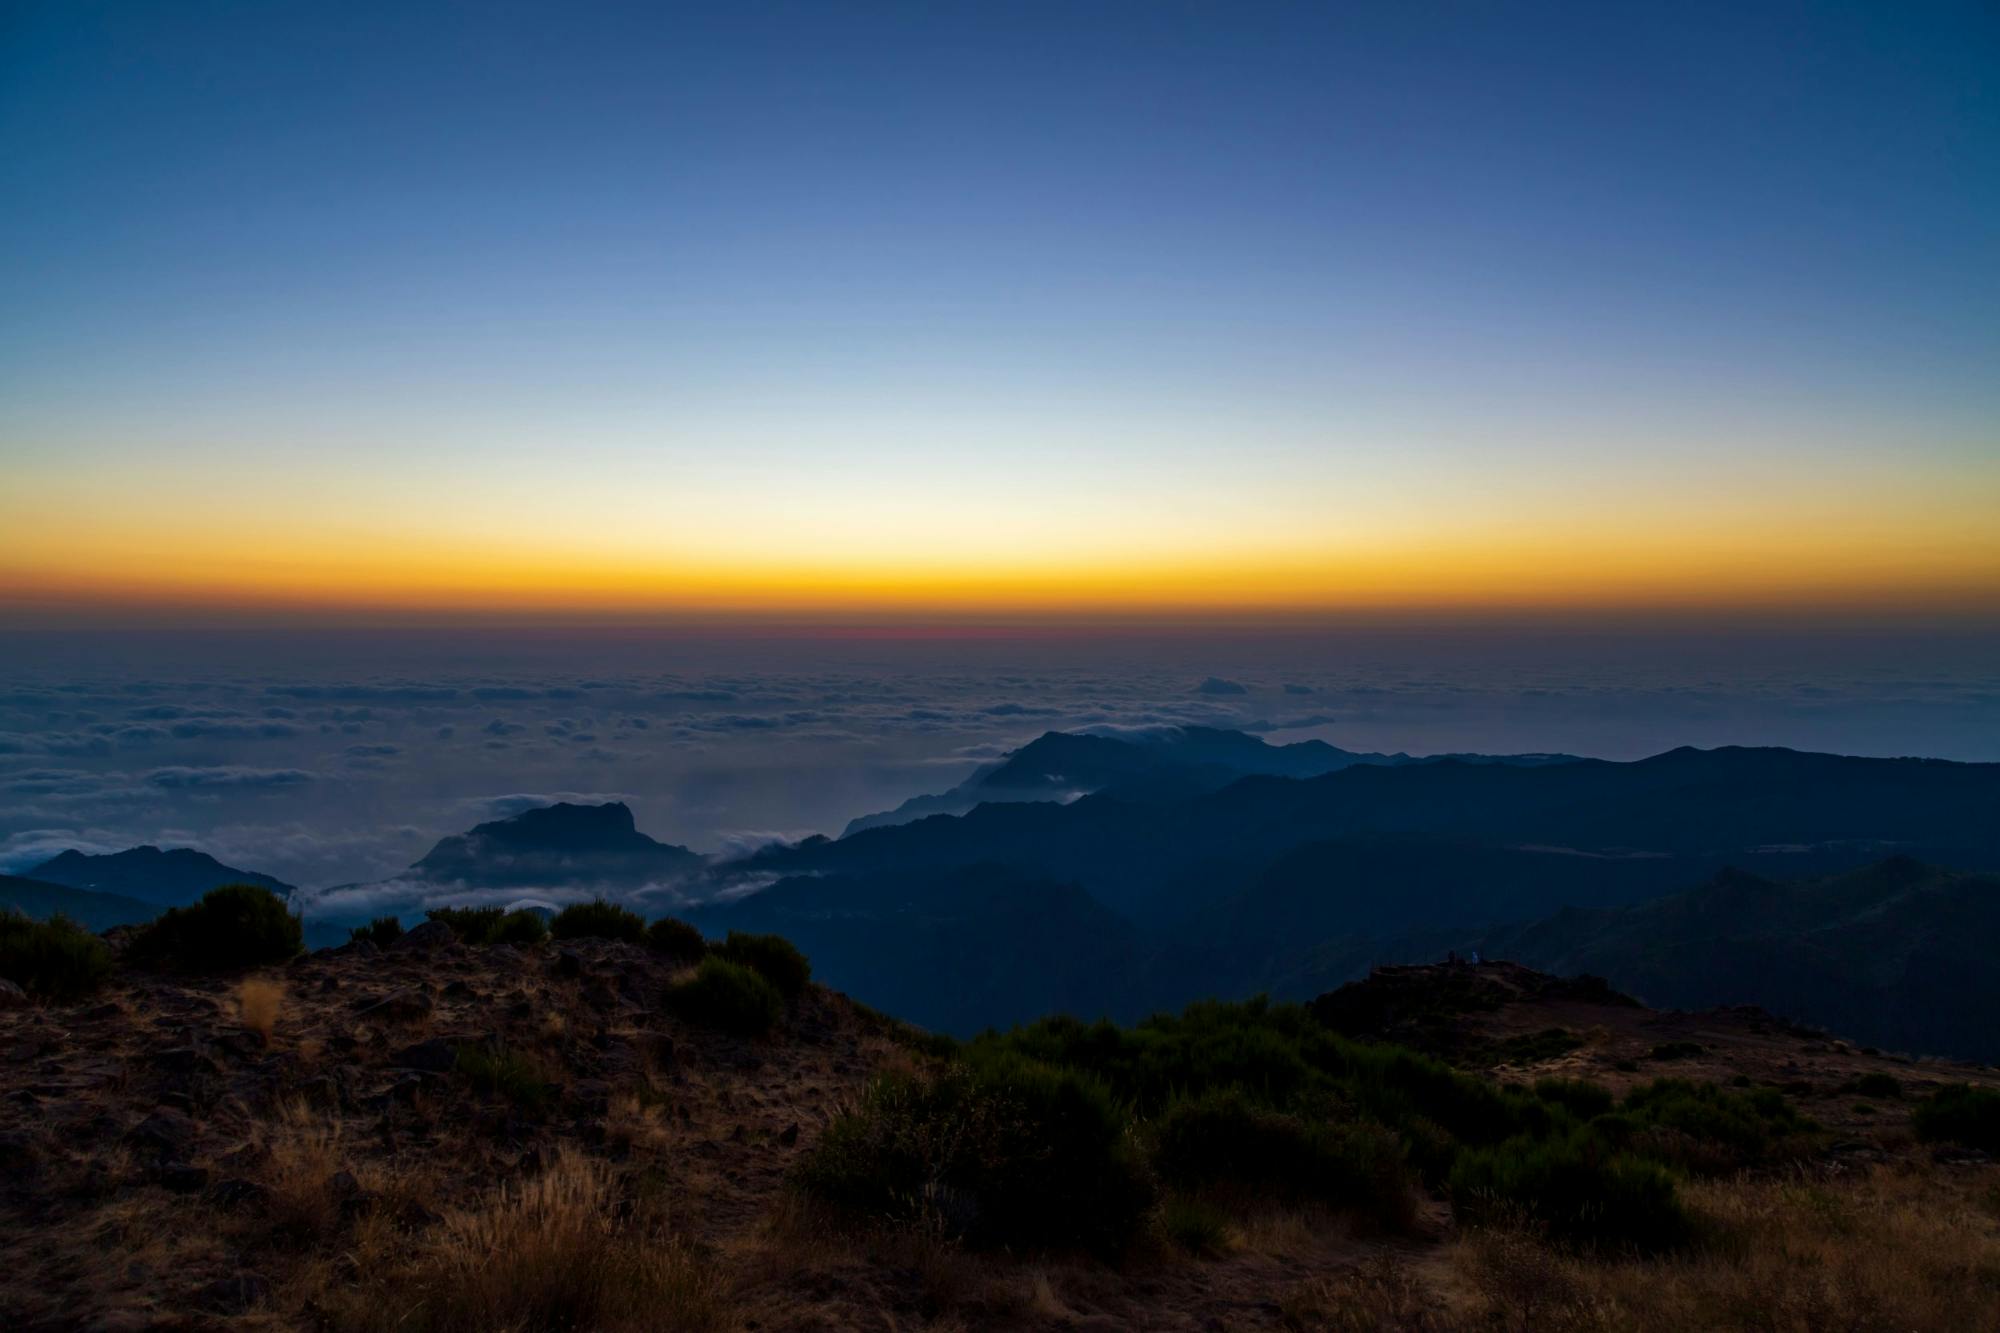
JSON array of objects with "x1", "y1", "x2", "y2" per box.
[{"x1": 408, "y1": 801, "x2": 702, "y2": 888}]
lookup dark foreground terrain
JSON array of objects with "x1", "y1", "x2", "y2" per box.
[{"x1": 3, "y1": 918, "x2": 2000, "y2": 1331}]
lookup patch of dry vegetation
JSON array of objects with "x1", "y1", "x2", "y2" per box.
[
  {"x1": 1438, "y1": 1164, "x2": 2000, "y2": 1332},
  {"x1": 238, "y1": 974, "x2": 284, "y2": 1043},
  {"x1": 323, "y1": 1147, "x2": 724, "y2": 1333}
]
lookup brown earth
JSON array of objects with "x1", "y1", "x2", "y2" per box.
[{"x1": 2, "y1": 945, "x2": 1997, "y2": 1331}]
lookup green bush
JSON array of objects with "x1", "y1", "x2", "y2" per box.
[
  {"x1": 1450, "y1": 1132, "x2": 1690, "y2": 1253},
  {"x1": 427, "y1": 905, "x2": 547, "y2": 946},
  {"x1": 350, "y1": 915, "x2": 403, "y2": 947},
  {"x1": 1912, "y1": 1085, "x2": 2000, "y2": 1153},
  {"x1": 1149, "y1": 1088, "x2": 1413, "y2": 1228},
  {"x1": 127, "y1": 884, "x2": 303, "y2": 973},
  {"x1": 717, "y1": 930, "x2": 811, "y2": 1001},
  {"x1": 1614, "y1": 1078, "x2": 1810, "y2": 1174},
  {"x1": 797, "y1": 1055, "x2": 1154, "y2": 1254},
  {"x1": 426, "y1": 905, "x2": 503, "y2": 943},
  {"x1": 549, "y1": 898, "x2": 645, "y2": 943},
  {"x1": 1161, "y1": 1196, "x2": 1231, "y2": 1256},
  {"x1": 1846, "y1": 1072, "x2": 1903, "y2": 1100},
  {"x1": 646, "y1": 916, "x2": 707, "y2": 961},
  {"x1": 666, "y1": 956, "x2": 783, "y2": 1036},
  {"x1": 1533, "y1": 1078, "x2": 1615, "y2": 1121},
  {"x1": 454, "y1": 1043, "x2": 553, "y2": 1113},
  {"x1": 489, "y1": 908, "x2": 549, "y2": 945},
  {"x1": 0, "y1": 912, "x2": 113, "y2": 1001}
]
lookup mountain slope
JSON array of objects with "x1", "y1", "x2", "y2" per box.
[
  {"x1": 0, "y1": 873, "x2": 162, "y2": 931},
  {"x1": 843, "y1": 725, "x2": 1580, "y2": 835},
  {"x1": 757, "y1": 745, "x2": 2000, "y2": 928},
  {"x1": 1471, "y1": 858, "x2": 2000, "y2": 1061},
  {"x1": 26, "y1": 845, "x2": 293, "y2": 907}
]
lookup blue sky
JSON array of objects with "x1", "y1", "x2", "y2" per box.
[{"x1": 1, "y1": 1, "x2": 1996, "y2": 617}]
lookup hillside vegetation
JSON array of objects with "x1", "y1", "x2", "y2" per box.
[{"x1": 2, "y1": 903, "x2": 1997, "y2": 1330}]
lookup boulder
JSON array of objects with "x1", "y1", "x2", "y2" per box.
[
  {"x1": 353, "y1": 989, "x2": 433, "y2": 1023},
  {"x1": 393, "y1": 920, "x2": 458, "y2": 951}
]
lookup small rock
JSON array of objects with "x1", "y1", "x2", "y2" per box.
[
  {"x1": 127, "y1": 1108, "x2": 196, "y2": 1159},
  {"x1": 210, "y1": 1177, "x2": 269, "y2": 1209},
  {"x1": 394, "y1": 920, "x2": 457, "y2": 951},
  {"x1": 391, "y1": 1037, "x2": 459, "y2": 1074},
  {"x1": 778, "y1": 1123, "x2": 800, "y2": 1148},
  {"x1": 155, "y1": 1162, "x2": 209, "y2": 1193},
  {"x1": 329, "y1": 1169, "x2": 361, "y2": 1199},
  {"x1": 0, "y1": 1129, "x2": 43, "y2": 1178},
  {"x1": 354, "y1": 989, "x2": 434, "y2": 1023},
  {"x1": 555, "y1": 949, "x2": 586, "y2": 979},
  {"x1": 196, "y1": 1272, "x2": 270, "y2": 1314},
  {"x1": 150, "y1": 1046, "x2": 222, "y2": 1076}
]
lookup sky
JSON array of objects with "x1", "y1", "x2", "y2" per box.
[{"x1": 3, "y1": 1, "x2": 1997, "y2": 622}]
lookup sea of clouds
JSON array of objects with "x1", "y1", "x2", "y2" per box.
[{"x1": 2, "y1": 625, "x2": 1995, "y2": 891}]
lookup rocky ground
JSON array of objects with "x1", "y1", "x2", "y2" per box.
[{"x1": 2, "y1": 943, "x2": 1998, "y2": 1331}]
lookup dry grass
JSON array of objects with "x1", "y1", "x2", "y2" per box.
[
  {"x1": 1282, "y1": 1256, "x2": 1457, "y2": 1331},
  {"x1": 1447, "y1": 1164, "x2": 2000, "y2": 1333},
  {"x1": 238, "y1": 975, "x2": 285, "y2": 1043},
  {"x1": 258, "y1": 1099, "x2": 348, "y2": 1243},
  {"x1": 323, "y1": 1145, "x2": 724, "y2": 1332},
  {"x1": 604, "y1": 1089, "x2": 674, "y2": 1157}
]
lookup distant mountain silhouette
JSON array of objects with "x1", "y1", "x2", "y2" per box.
[
  {"x1": 26, "y1": 846, "x2": 293, "y2": 907},
  {"x1": 763, "y1": 744, "x2": 2000, "y2": 928},
  {"x1": 410, "y1": 801, "x2": 702, "y2": 888},
  {"x1": 1464, "y1": 858, "x2": 2000, "y2": 1062},
  {"x1": 0, "y1": 873, "x2": 162, "y2": 931},
  {"x1": 710, "y1": 741, "x2": 2000, "y2": 1033},
  {"x1": 843, "y1": 725, "x2": 1580, "y2": 834}
]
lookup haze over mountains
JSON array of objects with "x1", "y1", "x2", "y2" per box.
[{"x1": 15, "y1": 722, "x2": 2000, "y2": 1055}]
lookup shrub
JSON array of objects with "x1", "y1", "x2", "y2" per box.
[
  {"x1": 666, "y1": 956, "x2": 783, "y2": 1036},
  {"x1": 428, "y1": 905, "x2": 548, "y2": 946},
  {"x1": 127, "y1": 884, "x2": 303, "y2": 973},
  {"x1": 646, "y1": 916, "x2": 706, "y2": 961},
  {"x1": 1615, "y1": 1078, "x2": 1810, "y2": 1174},
  {"x1": 351, "y1": 915, "x2": 404, "y2": 947},
  {"x1": 1648, "y1": 1041, "x2": 1706, "y2": 1061},
  {"x1": 0, "y1": 911, "x2": 112, "y2": 1000},
  {"x1": 797, "y1": 1055, "x2": 1154, "y2": 1253},
  {"x1": 717, "y1": 931, "x2": 810, "y2": 1001},
  {"x1": 1149, "y1": 1088, "x2": 1413, "y2": 1228},
  {"x1": 428, "y1": 906, "x2": 504, "y2": 944},
  {"x1": 1845, "y1": 1072, "x2": 1903, "y2": 1100},
  {"x1": 1161, "y1": 1196, "x2": 1231, "y2": 1256},
  {"x1": 1533, "y1": 1078, "x2": 1615, "y2": 1121},
  {"x1": 490, "y1": 909, "x2": 549, "y2": 946},
  {"x1": 1912, "y1": 1085, "x2": 2000, "y2": 1153},
  {"x1": 456, "y1": 1043, "x2": 554, "y2": 1113},
  {"x1": 550, "y1": 898, "x2": 645, "y2": 943},
  {"x1": 1450, "y1": 1132, "x2": 1690, "y2": 1253}
]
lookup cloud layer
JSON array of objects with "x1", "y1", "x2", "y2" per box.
[{"x1": 3, "y1": 626, "x2": 1995, "y2": 890}]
